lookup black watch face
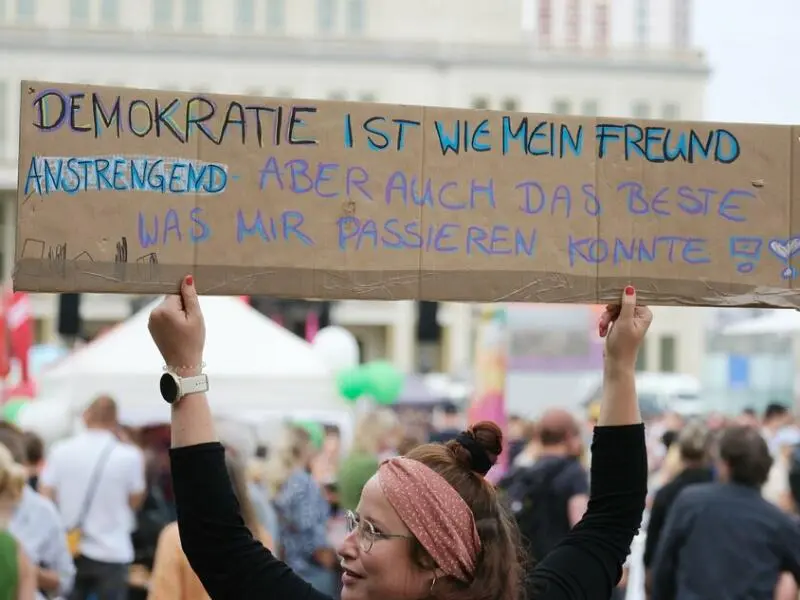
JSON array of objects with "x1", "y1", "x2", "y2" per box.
[{"x1": 160, "y1": 373, "x2": 179, "y2": 404}]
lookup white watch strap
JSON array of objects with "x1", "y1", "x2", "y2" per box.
[{"x1": 178, "y1": 374, "x2": 209, "y2": 397}]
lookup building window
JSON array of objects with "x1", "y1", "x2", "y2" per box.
[
  {"x1": 594, "y1": 0, "x2": 609, "y2": 49},
  {"x1": 566, "y1": 0, "x2": 580, "y2": 47},
  {"x1": 632, "y1": 101, "x2": 650, "y2": 118},
  {"x1": 471, "y1": 97, "x2": 489, "y2": 110},
  {"x1": 581, "y1": 99, "x2": 599, "y2": 115},
  {"x1": 184, "y1": 0, "x2": 202, "y2": 29},
  {"x1": 317, "y1": 0, "x2": 335, "y2": 33},
  {"x1": 346, "y1": 0, "x2": 364, "y2": 34},
  {"x1": 99, "y1": 0, "x2": 118, "y2": 25},
  {"x1": 153, "y1": 0, "x2": 173, "y2": 28},
  {"x1": 673, "y1": 0, "x2": 690, "y2": 49},
  {"x1": 538, "y1": 0, "x2": 551, "y2": 46},
  {"x1": 659, "y1": 335, "x2": 677, "y2": 372},
  {"x1": 16, "y1": 0, "x2": 35, "y2": 22},
  {"x1": 266, "y1": 0, "x2": 284, "y2": 31},
  {"x1": 501, "y1": 98, "x2": 519, "y2": 112},
  {"x1": 636, "y1": 342, "x2": 647, "y2": 371},
  {"x1": 635, "y1": 0, "x2": 649, "y2": 46},
  {"x1": 662, "y1": 103, "x2": 680, "y2": 120},
  {"x1": 0, "y1": 81, "x2": 6, "y2": 156},
  {"x1": 552, "y1": 99, "x2": 571, "y2": 114},
  {"x1": 69, "y1": 0, "x2": 89, "y2": 25},
  {"x1": 236, "y1": 0, "x2": 254, "y2": 31}
]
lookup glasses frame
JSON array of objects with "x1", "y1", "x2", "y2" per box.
[{"x1": 345, "y1": 510, "x2": 412, "y2": 553}]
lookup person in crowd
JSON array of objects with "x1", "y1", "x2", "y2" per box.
[
  {"x1": 762, "y1": 403, "x2": 792, "y2": 456},
  {"x1": 499, "y1": 408, "x2": 589, "y2": 564},
  {"x1": 39, "y1": 396, "x2": 146, "y2": 600},
  {"x1": 312, "y1": 425, "x2": 343, "y2": 486},
  {"x1": 247, "y1": 444, "x2": 282, "y2": 547},
  {"x1": 643, "y1": 420, "x2": 713, "y2": 593},
  {"x1": 337, "y1": 410, "x2": 400, "y2": 512},
  {"x1": 427, "y1": 402, "x2": 462, "y2": 444},
  {"x1": 216, "y1": 420, "x2": 282, "y2": 547},
  {"x1": 736, "y1": 407, "x2": 760, "y2": 428},
  {"x1": 0, "y1": 443, "x2": 38, "y2": 600},
  {"x1": 150, "y1": 276, "x2": 650, "y2": 600},
  {"x1": 264, "y1": 424, "x2": 337, "y2": 595},
  {"x1": 763, "y1": 425, "x2": 800, "y2": 513},
  {"x1": 506, "y1": 415, "x2": 527, "y2": 465},
  {"x1": 511, "y1": 421, "x2": 540, "y2": 468},
  {"x1": 147, "y1": 446, "x2": 273, "y2": 600},
  {"x1": 397, "y1": 435, "x2": 422, "y2": 457},
  {"x1": 21, "y1": 434, "x2": 44, "y2": 492},
  {"x1": 0, "y1": 424, "x2": 75, "y2": 600},
  {"x1": 650, "y1": 426, "x2": 800, "y2": 599}
]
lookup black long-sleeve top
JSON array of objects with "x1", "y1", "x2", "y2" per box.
[{"x1": 170, "y1": 423, "x2": 646, "y2": 600}]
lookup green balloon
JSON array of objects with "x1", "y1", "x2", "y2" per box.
[
  {"x1": 1, "y1": 400, "x2": 28, "y2": 424},
  {"x1": 336, "y1": 367, "x2": 369, "y2": 402},
  {"x1": 362, "y1": 361, "x2": 403, "y2": 405}
]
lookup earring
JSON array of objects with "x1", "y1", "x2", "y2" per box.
[{"x1": 429, "y1": 574, "x2": 438, "y2": 594}]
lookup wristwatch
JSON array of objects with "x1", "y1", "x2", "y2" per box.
[{"x1": 159, "y1": 371, "x2": 209, "y2": 404}]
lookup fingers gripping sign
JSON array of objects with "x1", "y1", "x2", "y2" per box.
[
  {"x1": 148, "y1": 275, "x2": 207, "y2": 374},
  {"x1": 598, "y1": 286, "x2": 653, "y2": 367}
]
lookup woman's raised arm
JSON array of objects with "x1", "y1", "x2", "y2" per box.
[
  {"x1": 529, "y1": 287, "x2": 651, "y2": 600},
  {"x1": 149, "y1": 276, "x2": 331, "y2": 600}
]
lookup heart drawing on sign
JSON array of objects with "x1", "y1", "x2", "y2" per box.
[{"x1": 768, "y1": 238, "x2": 800, "y2": 262}]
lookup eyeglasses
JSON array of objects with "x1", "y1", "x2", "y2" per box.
[{"x1": 345, "y1": 510, "x2": 412, "y2": 553}]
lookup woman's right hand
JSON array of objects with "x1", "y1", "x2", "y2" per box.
[
  {"x1": 598, "y1": 286, "x2": 653, "y2": 369},
  {"x1": 148, "y1": 275, "x2": 206, "y2": 372}
]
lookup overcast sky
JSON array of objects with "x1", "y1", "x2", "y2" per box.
[{"x1": 695, "y1": 0, "x2": 799, "y2": 124}]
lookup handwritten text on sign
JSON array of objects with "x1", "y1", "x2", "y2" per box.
[{"x1": 14, "y1": 82, "x2": 800, "y2": 306}]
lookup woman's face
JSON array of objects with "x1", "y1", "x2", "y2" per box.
[{"x1": 337, "y1": 474, "x2": 434, "y2": 600}]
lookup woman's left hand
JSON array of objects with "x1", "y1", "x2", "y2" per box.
[
  {"x1": 598, "y1": 286, "x2": 653, "y2": 368},
  {"x1": 148, "y1": 275, "x2": 206, "y2": 372}
]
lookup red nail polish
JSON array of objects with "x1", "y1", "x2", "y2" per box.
[
  {"x1": 625, "y1": 286, "x2": 635, "y2": 296},
  {"x1": 186, "y1": 275, "x2": 194, "y2": 286}
]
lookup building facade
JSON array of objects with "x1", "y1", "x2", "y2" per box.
[{"x1": 0, "y1": 0, "x2": 708, "y2": 374}]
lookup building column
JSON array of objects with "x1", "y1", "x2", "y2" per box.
[
  {"x1": 389, "y1": 301, "x2": 415, "y2": 373},
  {"x1": 442, "y1": 302, "x2": 473, "y2": 373}
]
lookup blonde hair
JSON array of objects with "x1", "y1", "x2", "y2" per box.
[
  {"x1": 0, "y1": 443, "x2": 26, "y2": 502},
  {"x1": 262, "y1": 425, "x2": 313, "y2": 496},
  {"x1": 351, "y1": 409, "x2": 400, "y2": 455}
]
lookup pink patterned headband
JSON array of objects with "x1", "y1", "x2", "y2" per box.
[{"x1": 378, "y1": 456, "x2": 480, "y2": 582}]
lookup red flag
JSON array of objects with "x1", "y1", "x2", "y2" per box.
[
  {"x1": 6, "y1": 291, "x2": 33, "y2": 384},
  {"x1": 305, "y1": 311, "x2": 320, "y2": 342}
]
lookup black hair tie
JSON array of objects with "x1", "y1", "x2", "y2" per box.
[{"x1": 455, "y1": 432, "x2": 493, "y2": 475}]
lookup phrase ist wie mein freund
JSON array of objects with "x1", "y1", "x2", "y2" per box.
[{"x1": 31, "y1": 90, "x2": 741, "y2": 164}]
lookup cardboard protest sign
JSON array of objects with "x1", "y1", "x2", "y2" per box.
[{"x1": 14, "y1": 81, "x2": 800, "y2": 306}]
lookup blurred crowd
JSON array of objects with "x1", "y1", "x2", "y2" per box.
[{"x1": 1, "y1": 395, "x2": 800, "y2": 599}]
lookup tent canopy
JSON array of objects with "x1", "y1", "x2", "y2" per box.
[
  {"x1": 721, "y1": 310, "x2": 800, "y2": 336},
  {"x1": 37, "y1": 296, "x2": 344, "y2": 425}
]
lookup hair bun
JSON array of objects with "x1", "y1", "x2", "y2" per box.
[{"x1": 452, "y1": 421, "x2": 503, "y2": 476}]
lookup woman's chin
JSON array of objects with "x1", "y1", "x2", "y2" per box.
[{"x1": 341, "y1": 585, "x2": 365, "y2": 600}]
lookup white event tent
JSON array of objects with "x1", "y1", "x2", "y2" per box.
[
  {"x1": 721, "y1": 309, "x2": 800, "y2": 336},
  {"x1": 35, "y1": 296, "x2": 345, "y2": 426}
]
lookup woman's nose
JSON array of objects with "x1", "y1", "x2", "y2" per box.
[{"x1": 337, "y1": 529, "x2": 360, "y2": 560}]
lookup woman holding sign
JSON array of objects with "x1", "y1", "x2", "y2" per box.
[{"x1": 151, "y1": 278, "x2": 650, "y2": 600}]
